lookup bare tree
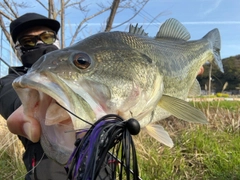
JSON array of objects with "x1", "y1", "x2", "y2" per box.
[
  {"x1": 60, "y1": 0, "x2": 65, "y2": 48},
  {"x1": 0, "y1": 15, "x2": 13, "y2": 49},
  {"x1": 0, "y1": 0, "x2": 151, "y2": 59},
  {"x1": 68, "y1": 5, "x2": 112, "y2": 45},
  {"x1": 0, "y1": 1, "x2": 29, "y2": 59}
]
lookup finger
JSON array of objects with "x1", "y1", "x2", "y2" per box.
[
  {"x1": 7, "y1": 105, "x2": 41, "y2": 142},
  {"x1": 198, "y1": 66, "x2": 204, "y2": 75}
]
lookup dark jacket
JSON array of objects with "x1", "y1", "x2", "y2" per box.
[{"x1": 0, "y1": 66, "x2": 68, "y2": 180}]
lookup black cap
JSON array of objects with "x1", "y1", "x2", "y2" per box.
[{"x1": 10, "y1": 13, "x2": 60, "y2": 43}]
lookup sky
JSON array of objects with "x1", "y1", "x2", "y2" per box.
[{"x1": 0, "y1": 0, "x2": 239, "y2": 76}]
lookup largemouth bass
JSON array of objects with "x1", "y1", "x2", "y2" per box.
[{"x1": 12, "y1": 18, "x2": 223, "y2": 164}]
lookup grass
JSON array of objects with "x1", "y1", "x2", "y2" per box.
[
  {"x1": 190, "y1": 100, "x2": 240, "y2": 111},
  {"x1": 0, "y1": 100, "x2": 240, "y2": 179},
  {"x1": 0, "y1": 116, "x2": 26, "y2": 179},
  {"x1": 136, "y1": 125, "x2": 240, "y2": 180},
  {"x1": 135, "y1": 101, "x2": 240, "y2": 179}
]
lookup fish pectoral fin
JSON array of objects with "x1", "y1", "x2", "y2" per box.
[
  {"x1": 188, "y1": 79, "x2": 201, "y2": 97},
  {"x1": 145, "y1": 124, "x2": 173, "y2": 148},
  {"x1": 158, "y1": 95, "x2": 208, "y2": 124}
]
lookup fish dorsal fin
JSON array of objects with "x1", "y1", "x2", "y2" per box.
[
  {"x1": 156, "y1": 18, "x2": 191, "y2": 41},
  {"x1": 188, "y1": 79, "x2": 201, "y2": 97},
  {"x1": 145, "y1": 124, "x2": 174, "y2": 148},
  {"x1": 129, "y1": 24, "x2": 148, "y2": 36},
  {"x1": 158, "y1": 95, "x2": 208, "y2": 124}
]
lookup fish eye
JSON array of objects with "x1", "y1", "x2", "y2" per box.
[{"x1": 73, "y1": 53, "x2": 91, "y2": 69}]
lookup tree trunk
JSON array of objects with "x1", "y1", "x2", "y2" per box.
[{"x1": 61, "y1": 0, "x2": 65, "y2": 48}]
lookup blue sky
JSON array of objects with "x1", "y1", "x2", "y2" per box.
[
  {"x1": 0, "y1": 0, "x2": 239, "y2": 76},
  {"x1": 148, "y1": 0, "x2": 240, "y2": 59},
  {"x1": 96, "y1": 0, "x2": 239, "y2": 59},
  {"x1": 55, "y1": 0, "x2": 239, "y2": 58}
]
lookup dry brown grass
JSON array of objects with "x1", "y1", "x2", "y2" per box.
[
  {"x1": 159, "y1": 101, "x2": 240, "y2": 135},
  {"x1": 0, "y1": 115, "x2": 24, "y2": 156},
  {"x1": 0, "y1": 115, "x2": 25, "y2": 179}
]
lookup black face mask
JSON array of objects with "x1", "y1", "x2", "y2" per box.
[{"x1": 20, "y1": 44, "x2": 58, "y2": 68}]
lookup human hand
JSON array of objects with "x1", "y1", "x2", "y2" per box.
[{"x1": 7, "y1": 105, "x2": 41, "y2": 142}]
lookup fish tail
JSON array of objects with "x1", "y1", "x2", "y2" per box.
[{"x1": 203, "y1": 28, "x2": 224, "y2": 73}]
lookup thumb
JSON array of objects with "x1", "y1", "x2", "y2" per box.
[{"x1": 7, "y1": 105, "x2": 41, "y2": 142}]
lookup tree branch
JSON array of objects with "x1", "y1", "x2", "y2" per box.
[
  {"x1": 0, "y1": 15, "x2": 18, "y2": 58},
  {"x1": 36, "y1": 0, "x2": 48, "y2": 11},
  {"x1": 105, "y1": 0, "x2": 120, "y2": 32},
  {"x1": 61, "y1": 0, "x2": 65, "y2": 48},
  {"x1": 3, "y1": 0, "x2": 18, "y2": 17},
  {"x1": 70, "y1": 6, "x2": 111, "y2": 45},
  {"x1": 112, "y1": 0, "x2": 149, "y2": 30},
  {"x1": 0, "y1": 11, "x2": 14, "y2": 21}
]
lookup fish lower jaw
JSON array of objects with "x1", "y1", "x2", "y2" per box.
[{"x1": 22, "y1": 91, "x2": 77, "y2": 164}]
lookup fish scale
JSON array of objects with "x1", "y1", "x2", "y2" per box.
[{"x1": 100, "y1": 31, "x2": 214, "y2": 98}]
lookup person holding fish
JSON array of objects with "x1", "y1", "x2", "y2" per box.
[
  {"x1": 0, "y1": 13, "x2": 68, "y2": 180},
  {"x1": 1, "y1": 12, "x2": 211, "y2": 180}
]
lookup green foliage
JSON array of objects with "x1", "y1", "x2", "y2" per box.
[
  {"x1": 0, "y1": 151, "x2": 26, "y2": 179},
  {"x1": 197, "y1": 55, "x2": 240, "y2": 91},
  {"x1": 190, "y1": 100, "x2": 240, "y2": 111},
  {"x1": 199, "y1": 95, "x2": 216, "y2": 98},
  {"x1": 216, "y1": 93, "x2": 229, "y2": 97}
]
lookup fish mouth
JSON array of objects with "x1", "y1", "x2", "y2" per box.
[{"x1": 13, "y1": 71, "x2": 95, "y2": 165}]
